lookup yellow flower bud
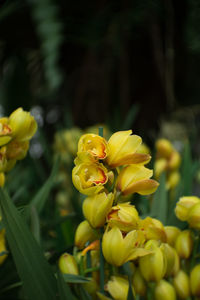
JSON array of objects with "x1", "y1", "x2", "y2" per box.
[
  {"x1": 106, "y1": 130, "x2": 150, "y2": 168},
  {"x1": 154, "y1": 158, "x2": 167, "y2": 179},
  {"x1": 164, "y1": 226, "x2": 181, "y2": 247},
  {"x1": 160, "y1": 243, "x2": 179, "y2": 278},
  {"x1": 0, "y1": 118, "x2": 12, "y2": 146},
  {"x1": 139, "y1": 217, "x2": 167, "y2": 242},
  {"x1": 166, "y1": 171, "x2": 180, "y2": 190},
  {"x1": 175, "y1": 196, "x2": 200, "y2": 221},
  {"x1": 175, "y1": 230, "x2": 193, "y2": 259},
  {"x1": 107, "y1": 202, "x2": 139, "y2": 232},
  {"x1": 0, "y1": 173, "x2": 5, "y2": 187},
  {"x1": 83, "y1": 192, "x2": 114, "y2": 228},
  {"x1": 116, "y1": 165, "x2": 159, "y2": 196},
  {"x1": 187, "y1": 202, "x2": 200, "y2": 229},
  {"x1": 9, "y1": 107, "x2": 37, "y2": 141},
  {"x1": 72, "y1": 162, "x2": 108, "y2": 195},
  {"x1": 168, "y1": 150, "x2": 181, "y2": 171},
  {"x1": 190, "y1": 264, "x2": 200, "y2": 297},
  {"x1": 58, "y1": 253, "x2": 79, "y2": 275},
  {"x1": 77, "y1": 133, "x2": 108, "y2": 160},
  {"x1": 102, "y1": 227, "x2": 149, "y2": 266},
  {"x1": 106, "y1": 276, "x2": 134, "y2": 300},
  {"x1": 173, "y1": 270, "x2": 190, "y2": 299},
  {"x1": 83, "y1": 278, "x2": 99, "y2": 298},
  {"x1": 156, "y1": 139, "x2": 173, "y2": 159},
  {"x1": 132, "y1": 268, "x2": 146, "y2": 297},
  {"x1": 75, "y1": 220, "x2": 97, "y2": 249},
  {"x1": 154, "y1": 279, "x2": 176, "y2": 300},
  {"x1": 137, "y1": 143, "x2": 151, "y2": 155},
  {"x1": 139, "y1": 240, "x2": 166, "y2": 282}
]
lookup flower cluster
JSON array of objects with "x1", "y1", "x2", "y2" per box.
[
  {"x1": 154, "y1": 138, "x2": 181, "y2": 190},
  {"x1": 0, "y1": 108, "x2": 37, "y2": 186},
  {"x1": 57, "y1": 130, "x2": 200, "y2": 299}
]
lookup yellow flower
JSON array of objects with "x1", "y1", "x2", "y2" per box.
[
  {"x1": 175, "y1": 230, "x2": 193, "y2": 259},
  {"x1": 6, "y1": 140, "x2": 29, "y2": 160},
  {"x1": 139, "y1": 240, "x2": 166, "y2": 282},
  {"x1": 164, "y1": 226, "x2": 181, "y2": 247},
  {"x1": 190, "y1": 264, "x2": 200, "y2": 297},
  {"x1": 0, "y1": 229, "x2": 7, "y2": 265},
  {"x1": 154, "y1": 158, "x2": 167, "y2": 179},
  {"x1": 77, "y1": 133, "x2": 108, "y2": 160},
  {"x1": 58, "y1": 253, "x2": 79, "y2": 275},
  {"x1": 175, "y1": 196, "x2": 200, "y2": 221},
  {"x1": 8, "y1": 107, "x2": 37, "y2": 142},
  {"x1": 83, "y1": 192, "x2": 114, "y2": 228},
  {"x1": 173, "y1": 270, "x2": 190, "y2": 299},
  {"x1": 168, "y1": 150, "x2": 181, "y2": 171},
  {"x1": 166, "y1": 171, "x2": 180, "y2": 190},
  {"x1": 75, "y1": 220, "x2": 97, "y2": 249},
  {"x1": 116, "y1": 165, "x2": 159, "y2": 196},
  {"x1": 154, "y1": 280, "x2": 176, "y2": 300},
  {"x1": 107, "y1": 202, "x2": 139, "y2": 232},
  {"x1": 160, "y1": 243, "x2": 179, "y2": 278},
  {"x1": 156, "y1": 139, "x2": 173, "y2": 159},
  {"x1": 0, "y1": 118, "x2": 12, "y2": 146},
  {"x1": 132, "y1": 268, "x2": 146, "y2": 297},
  {"x1": 106, "y1": 130, "x2": 151, "y2": 168},
  {"x1": 106, "y1": 276, "x2": 135, "y2": 300},
  {"x1": 72, "y1": 162, "x2": 108, "y2": 195},
  {"x1": 102, "y1": 227, "x2": 149, "y2": 266},
  {"x1": 187, "y1": 202, "x2": 200, "y2": 229},
  {"x1": 136, "y1": 143, "x2": 151, "y2": 155}
]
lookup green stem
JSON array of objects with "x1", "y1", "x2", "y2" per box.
[{"x1": 84, "y1": 266, "x2": 99, "y2": 275}]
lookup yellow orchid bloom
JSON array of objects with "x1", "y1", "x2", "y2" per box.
[
  {"x1": 139, "y1": 217, "x2": 167, "y2": 242},
  {"x1": 77, "y1": 133, "x2": 108, "y2": 161},
  {"x1": 190, "y1": 264, "x2": 200, "y2": 297},
  {"x1": 107, "y1": 202, "x2": 139, "y2": 232},
  {"x1": 132, "y1": 268, "x2": 147, "y2": 297},
  {"x1": 106, "y1": 130, "x2": 151, "y2": 168},
  {"x1": 154, "y1": 280, "x2": 176, "y2": 300},
  {"x1": 8, "y1": 107, "x2": 37, "y2": 142},
  {"x1": 75, "y1": 220, "x2": 97, "y2": 249},
  {"x1": 102, "y1": 226, "x2": 149, "y2": 266},
  {"x1": 175, "y1": 196, "x2": 200, "y2": 221},
  {"x1": 156, "y1": 139, "x2": 173, "y2": 159},
  {"x1": 72, "y1": 162, "x2": 108, "y2": 195},
  {"x1": 187, "y1": 202, "x2": 200, "y2": 229},
  {"x1": 173, "y1": 270, "x2": 190, "y2": 299},
  {"x1": 164, "y1": 226, "x2": 181, "y2": 247},
  {"x1": 175, "y1": 230, "x2": 193, "y2": 259},
  {"x1": 6, "y1": 140, "x2": 29, "y2": 160},
  {"x1": 83, "y1": 192, "x2": 114, "y2": 228},
  {"x1": 106, "y1": 276, "x2": 135, "y2": 300},
  {"x1": 116, "y1": 165, "x2": 159, "y2": 196}
]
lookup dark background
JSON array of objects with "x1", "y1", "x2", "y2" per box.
[{"x1": 0, "y1": 0, "x2": 200, "y2": 139}]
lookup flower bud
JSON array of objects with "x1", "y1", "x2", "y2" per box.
[
  {"x1": 173, "y1": 270, "x2": 190, "y2": 299},
  {"x1": 166, "y1": 171, "x2": 180, "y2": 190},
  {"x1": 106, "y1": 276, "x2": 134, "y2": 300},
  {"x1": 164, "y1": 226, "x2": 181, "y2": 247},
  {"x1": 116, "y1": 165, "x2": 159, "y2": 196},
  {"x1": 0, "y1": 173, "x2": 5, "y2": 187},
  {"x1": 187, "y1": 202, "x2": 200, "y2": 229},
  {"x1": 75, "y1": 220, "x2": 97, "y2": 249},
  {"x1": 139, "y1": 240, "x2": 166, "y2": 282},
  {"x1": 154, "y1": 159, "x2": 167, "y2": 179},
  {"x1": 156, "y1": 139, "x2": 173, "y2": 159},
  {"x1": 0, "y1": 118, "x2": 12, "y2": 146},
  {"x1": 190, "y1": 264, "x2": 200, "y2": 297},
  {"x1": 139, "y1": 217, "x2": 167, "y2": 242},
  {"x1": 175, "y1": 230, "x2": 193, "y2": 259},
  {"x1": 160, "y1": 243, "x2": 179, "y2": 278},
  {"x1": 58, "y1": 253, "x2": 79, "y2": 275},
  {"x1": 175, "y1": 196, "x2": 200, "y2": 221},
  {"x1": 132, "y1": 268, "x2": 146, "y2": 297},
  {"x1": 154, "y1": 279, "x2": 176, "y2": 300},
  {"x1": 168, "y1": 151, "x2": 181, "y2": 171},
  {"x1": 0, "y1": 229, "x2": 7, "y2": 264},
  {"x1": 72, "y1": 162, "x2": 108, "y2": 195},
  {"x1": 107, "y1": 202, "x2": 139, "y2": 232},
  {"x1": 9, "y1": 107, "x2": 37, "y2": 142},
  {"x1": 83, "y1": 192, "x2": 114, "y2": 228},
  {"x1": 106, "y1": 130, "x2": 150, "y2": 168}
]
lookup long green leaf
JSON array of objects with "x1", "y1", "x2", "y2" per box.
[
  {"x1": 30, "y1": 157, "x2": 60, "y2": 214},
  {"x1": 150, "y1": 173, "x2": 168, "y2": 224},
  {"x1": 0, "y1": 189, "x2": 57, "y2": 300},
  {"x1": 62, "y1": 274, "x2": 90, "y2": 283}
]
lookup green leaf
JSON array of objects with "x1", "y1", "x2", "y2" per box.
[
  {"x1": 62, "y1": 274, "x2": 90, "y2": 283},
  {"x1": 30, "y1": 157, "x2": 60, "y2": 214},
  {"x1": 0, "y1": 188, "x2": 57, "y2": 300},
  {"x1": 57, "y1": 271, "x2": 77, "y2": 300},
  {"x1": 150, "y1": 173, "x2": 168, "y2": 224},
  {"x1": 127, "y1": 277, "x2": 135, "y2": 300},
  {"x1": 78, "y1": 285, "x2": 92, "y2": 300},
  {"x1": 30, "y1": 205, "x2": 41, "y2": 244}
]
